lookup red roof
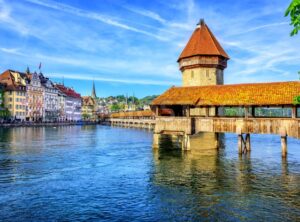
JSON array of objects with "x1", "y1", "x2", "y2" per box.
[
  {"x1": 55, "y1": 84, "x2": 81, "y2": 99},
  {"x1": 178, "y1": 19, "x2": 229, "y2": 61},
  {"x1": 0, "y1": 70, "x2": 27, "y2": 91}
]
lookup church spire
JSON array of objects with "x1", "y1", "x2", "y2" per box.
[
  {"x1": 91, "y1": 80, "x2": 97, "y2": 98},
  {"x1": 26, "y1": 66, "x2": 30, "y2": 74}
]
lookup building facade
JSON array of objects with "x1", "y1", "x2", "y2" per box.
[
  {"x1": 81, "y1": 81, "x2": 98, "y2": 121},
  {"x1": 56, "y1": 84, "x2": 82, "y2": 121},
  {"x1": 26, "y1": 72, "x2": 44, "y2": 121},
  {"x1": 82, "y1": 96, "x2": 97, "y2": 121},
  {"x1": 0, "y1": 83, "x2": 10, "y2": 120},
  {"x1": 57, "y1": 89, "x2": 66, "y2": 121},
  {"x1": 0, "y1": 70, "x2": 27, "y2": 120},
  {"x1": 40, "y1": 74, "x2": 59, "y2": 122}
]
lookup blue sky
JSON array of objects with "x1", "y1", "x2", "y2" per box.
[{"x1": 0, "y1": 0, "x2": 298, "y2": 98}]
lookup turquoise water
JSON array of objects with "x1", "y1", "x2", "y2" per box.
[{"x1": 0, "y1": 126, "x2": 299, "y2": 221}]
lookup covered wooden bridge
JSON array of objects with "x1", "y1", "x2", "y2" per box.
[
  {"x1": 109, "y1": 110, "x2": 155, "y2": 129},
  {"x1": 150, "y1": 81, "x2": 300, "y2": 156}
]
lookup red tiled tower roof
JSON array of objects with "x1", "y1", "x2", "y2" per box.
[{"x1": 178, "y1": 19, "x2": 229, "y2": 61}]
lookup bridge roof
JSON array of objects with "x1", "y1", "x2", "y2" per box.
[
  {"x1": 151, "y1": 81, "x2": 300, "y2": 106},
  {"x1": 110, "y1": 110, "x2": 154, "y2": 118}
]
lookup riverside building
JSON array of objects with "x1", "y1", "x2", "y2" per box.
[
  {"x1": 55, "y1": 84, "x2": 82, "y2": 121},
  {"x1": 81, "y1": 81, "x2": 98, "y2": 121},
  {"x1": 40, "y1": 74, "x2": 59, "y2": 122},
  {"x1": 26, "y1": 72, "x2": 44, "y2": 121},
  {"x1": 0, "y1": 70, "x2": 27, "y2": 121}
]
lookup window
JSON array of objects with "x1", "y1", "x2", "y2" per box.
[
  {"x1": 206, "y1": 69, "x2": 209, "y2": 78},
  {"x1": 9, "y1": 98, "x2": 12, "y2": 102},
  {"x1": 9, "y1": 91, "x2": 12, "y2": 95},
  {"x1": 191, "y1": 71, "x2": 194, "y2": 78},
  {"x1": 16, "y1": 98, "x2": 19, "y2": 102}
]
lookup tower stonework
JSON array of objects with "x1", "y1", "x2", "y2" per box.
[{"x1": 178, "y1": 19, "x2": 229, "y2": 87}]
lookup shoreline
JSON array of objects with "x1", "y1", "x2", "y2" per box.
[{"x1": 0, "y1": 122, "x2": 99, "y2": 128}]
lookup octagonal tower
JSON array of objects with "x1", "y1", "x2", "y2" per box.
[{"x1": 178, "y1": 19, "x2": 229, "y2": 87}]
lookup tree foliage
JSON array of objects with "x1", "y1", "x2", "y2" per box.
[{"x1": 285, "y1": 0, "x2": 300, "y2": 36}]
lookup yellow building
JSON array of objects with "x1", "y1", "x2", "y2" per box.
[
  {"x1": 0, "y1": 70, "x2": 27, "y2": 120},
  {"x1": 81, "y1": 81, "x2": 98, "y2": 121},
  {"x1": 81, "y1": 96, "x2": 97, "y2": 121}
]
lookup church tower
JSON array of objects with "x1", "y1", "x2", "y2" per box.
[
  {"x1": 178, "y1": 19, "x2": 229, "y2": 87},
  {"x1": 91, "y1": 80, "x2": 97, "y2": 99}
]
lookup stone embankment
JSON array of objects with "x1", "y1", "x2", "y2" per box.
[{"x1": 0, "y1": 121, "x2": 98, "y2": 128}]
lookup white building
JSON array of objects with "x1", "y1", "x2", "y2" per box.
[
  {"x1": 55, "y1": 84, "x2": 81, "y2": 121},
  {"x1": 40, "y1": 74, "x2": 59, "y2": 122},
  {"x1": 26, "y1": 72, "x2": 43, "y2": 121}
]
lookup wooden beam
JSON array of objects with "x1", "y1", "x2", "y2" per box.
[
  {"x1": 244, "y1": 107, "x2": 249, "y2": 119},
  {"x1": 292, "y1": 106, "x2": 297, "y2": 119},
  {"x1": 205, "y1": 107, "x2": 209, "y2": 117},
  {"x1": 186, "y1": 105, "x2": 190, "y2": 117},
  {"x1": 155, "y1": 106, "x2": 159, "y2": 116},
  {"x1": 251, "y1": 106, "x2": 255, "y2": 117}
]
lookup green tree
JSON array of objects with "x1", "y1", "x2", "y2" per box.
[
  {"x1": 110, "y1": 103, "x2": 122, "y2": 112},
  {"x1": 285, "y1": 0, "x2": 300, "y2": 36},
  {"x1": 82, "y1": 113, "x2": 90, "y2": 120}
]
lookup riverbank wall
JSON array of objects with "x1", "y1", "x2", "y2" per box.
[{"x1": 0, "y1": 122, "x2": 98, "y2": 128}]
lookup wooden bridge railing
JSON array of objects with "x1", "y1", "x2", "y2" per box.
[
  {"x1": 155, "y1": 117, "x2": 192, "y2": 135},
  {"x1": 154, "y1": 117, "x2": 300, "y2": 139},
  {"x1": 195, "y1": 117, "x2": 300, "y2": 139}
]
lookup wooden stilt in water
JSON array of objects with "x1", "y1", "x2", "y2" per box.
[
  {"x1": 182, "y1": 134, "x2": 191, "y2": 151},
  {"x1": 281, "y1": 136, "x2": 287, "y2": 158},
  {"x1": 238, "y1": 134, "x2": 243, "y2": 154},
  {"x1": 245, "y1": 134, "x2": 251, "y2": 152},
  {"x1": 280, "y1": 128, "x2": 287, "y2": 158}
]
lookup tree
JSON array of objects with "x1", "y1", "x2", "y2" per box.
[
  {"x1": 285, "y1": 0, "x2": 300, "y2": 36},
  {"x1": 110, "y1": 103, "x2": 122, "y2": 112}
]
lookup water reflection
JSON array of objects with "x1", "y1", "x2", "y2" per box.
[
  {"x1": 151, "y1": 133, "x2": 300, "y2": 221},
  {"x1": 0, "y1": 127, "x2": 299, "y2": 221}
]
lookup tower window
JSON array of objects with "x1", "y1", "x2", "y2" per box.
[{"x1": 191, "y1": 71, "x2": 194, "y2": 78}]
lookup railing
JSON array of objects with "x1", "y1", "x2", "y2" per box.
[
  {"x1": 109, "y1": 118, "x2": 155, "y2": 125},
  {"x1": 154, "y1": 117, "x2": 192, "y2": 135},
  {"x1": 195, "y1": 117, "x2": 300, "y2": 139},
  {"x1": 153, "y1": 117, "x2": 300, "y2": 139}
]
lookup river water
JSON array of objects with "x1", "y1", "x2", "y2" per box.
[{"x1": 0, "y1": 126, "x2": 299, "y2": 221}]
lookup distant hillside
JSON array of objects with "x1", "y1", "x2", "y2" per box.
[{"x1": 99, "y1": 95, "x2": 158, "y2": 111}]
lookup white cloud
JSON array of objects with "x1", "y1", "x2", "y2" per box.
[
  {"x1": 25, "y1": 0, "x2": 169, "y2": 41},
  {"x1": 48, "y1": 73, "x2": 176, "y2": 86}
]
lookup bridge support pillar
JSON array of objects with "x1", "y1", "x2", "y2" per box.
[
  {"x1": 238, "y1": 133, "x2": 251, "y2": 154},
  {"x1": 153, "y1": 133, "x2": 161, "y2": 149},
  {"x1": 281, "y1": 136, "x2": 287, "y2": 158},
  {"x1": 238, "y1": 134, "x2": 243, "y2": 154},
  {"x1": 245, "y1": 134, "x2": 251, "y2": 151},
  {"x1": 182, "y1": 134, "x2": 191, "y2": 151}
]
